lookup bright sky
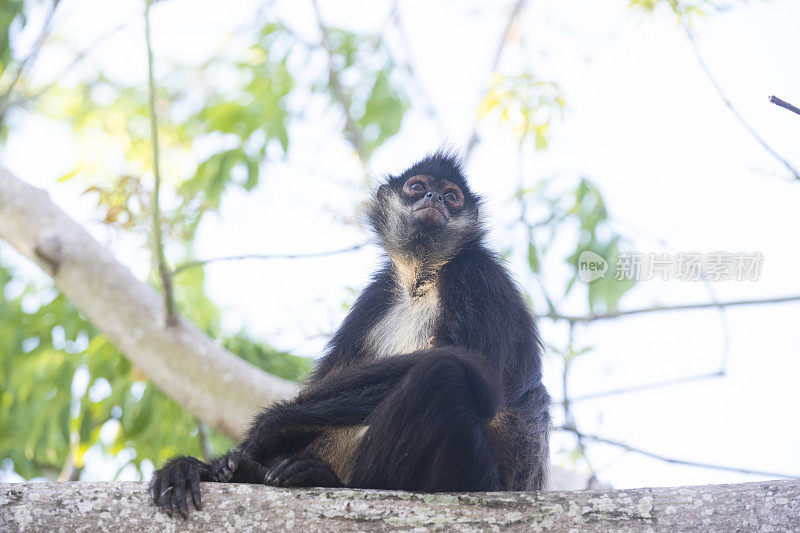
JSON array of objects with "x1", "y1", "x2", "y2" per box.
[{"x1": 2, "y1": 0, "x2": 799, "y2": 489}]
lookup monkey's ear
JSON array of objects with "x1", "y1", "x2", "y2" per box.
[{"x1": 376, "y1": 184, "x2": 390, "y2": 198}]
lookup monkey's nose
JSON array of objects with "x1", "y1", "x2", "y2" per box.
[{"x1": 426, "y1": 192, "x2": 444, "y2": 203}]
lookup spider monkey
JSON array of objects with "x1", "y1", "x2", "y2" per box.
[{"x1": 150, "y1": 151, "x2": 550, "y2": 518}]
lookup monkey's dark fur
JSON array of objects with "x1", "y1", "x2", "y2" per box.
[{"x1": 150, "y1": 151, "x2": 550, "y2": 518}]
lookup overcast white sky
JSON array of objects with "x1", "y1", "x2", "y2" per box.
[{"x1": 2, "y1": 0, "x2": 799, "y2": 489}]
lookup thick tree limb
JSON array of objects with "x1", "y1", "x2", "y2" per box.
[
  {"x1": 0, "y1": 167, "x2": 298, "y2": 440},
  {"x1": 1, "y1": 480, "x2": 798, "y2": 531}
]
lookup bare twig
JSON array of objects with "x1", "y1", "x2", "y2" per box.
[
  {"x1": 464, "y1": 0, "x2": 528, "y2": 163},
  {"x1": 686, "y1": 30, "x2": 800, "y2": 180},
  {"x1": 554, "y1": 426, "x2": 797, "y2": 479},
  {"x1": 387, "y1": 3, "x2": 447, "y2": 135},
  {"x1": 769, "y1": 95, "x2": 800, "y2": 118},
  {"x1": 310, "y1": 0, "x2": 369, "y2": 173},
  {"x1": 605, "y1": 216, "x2": 732, "y2": 392},
  {"x1": 0, "y1": 0, "x2": 60, "y2": 122},
  {"x1": 144, "y1": 0, "x2": 177, "y2": 326},
  {"x1": 571, "y1": 370, "x2": 724, "y2": 403},
  {"x1": 560, "y1": 321, "x2": 596, "y2": 475},
  {"x1": 172, "y1": 241, "x2": 370, "y2": 275},
  {"x1": 6, "y1": 20, "x2": 133, "y2": 111},
  {"x1": 543, "y1": 294, "x2": 800, "y2": 323}
]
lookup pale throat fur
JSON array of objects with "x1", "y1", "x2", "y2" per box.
[{"x1": 366, "y1": 253, "x2": 443, "y2": 359}]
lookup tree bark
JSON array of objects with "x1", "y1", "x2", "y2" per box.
[
  {"x1": 0, "y1": 167, "x2": 298, "y2": 440},
  {"x1": 1, "y1": 480, "x2": 797, "y2": 532}
]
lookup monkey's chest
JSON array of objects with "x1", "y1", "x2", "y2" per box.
[{"x1": 367, "y1": 290, "x2": 440, "y2": 358}]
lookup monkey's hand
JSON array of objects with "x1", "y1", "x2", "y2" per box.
[
  {"x1": 150, "y1": 456, "x2": 211, "y2": 519},
  {"x1": 209, "y1": 450, "x2": 240, "y2": 482},
  {"x1": 264, "y1": 456, "x2": 344, "y2": 488}
]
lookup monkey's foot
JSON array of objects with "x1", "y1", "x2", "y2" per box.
[{"x1": 264, "y1": 457, "x2": 344, "y2": 488}]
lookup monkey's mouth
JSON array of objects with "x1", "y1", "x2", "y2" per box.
[{"x1": 413, "y1": 204, "x2": 449, "y2": 225}]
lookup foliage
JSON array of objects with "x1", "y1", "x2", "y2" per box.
[
  {"x1": 517, "y1": 177, "x2": 636, "y2": 313},
  {"x1": 628, "y1": 0, "x2": 721, "y2": 25},
  {"x1": 477, "y1": 74, "x2": 564, "y2": 150},
  {"x1": 0, "y1": 0, "x2": 25, "y2": 71},
  {"x1": 0, "y1": 250, "x2": 311, "y2": 480},
  {"x1": 322, "y1": 27, "x2": 409, "y2": 158}
]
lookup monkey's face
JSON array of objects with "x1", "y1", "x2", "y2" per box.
[
  {"x1": 402, "y1": 175, "x2": 465, "y2": 229},
  {"x1": 367, "y1": 153, "x2": 485, "y2": 262}
]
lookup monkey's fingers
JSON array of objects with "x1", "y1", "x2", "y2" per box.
[
  {"x1": 190, "y1": 468, "x2": 203, "y2": 511},
  {"x1": 264, "y1": 457, "x2": 293, "y2": 486},
  {"x1": 172, "y1": 467, "x2": 192, "y2": 519},
  {"x1": 211, "y1": 454, "x2": 238, "y2": 482},
  {"x1": 149, "y1": 474, "x2": 160, "y2": 506},
  {"x1": 267, "y1": 457, "x2": 343, "y2": 488},
  {"x1": 157, "y1": 481, "x2": 174, "y2": 518},
  {"x1": 282, "y1": 465, "x2": 343, "y2": 488}
]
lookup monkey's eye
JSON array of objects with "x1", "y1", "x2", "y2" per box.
[
  {"x1": 444, "y1": 191, "x2": 458, "y2": 202},
  {"x1": 410, "y1": 182, "x2": 425, "y2": 192}
]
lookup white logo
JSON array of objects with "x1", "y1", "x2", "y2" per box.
[{"x1": 578, "y1": 251, "x2": 608, "y2": 283}]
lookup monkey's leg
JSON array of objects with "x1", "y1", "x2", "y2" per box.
[
  {"x1": 349, "y1": 350, "x2": 502, "y2": 492},
  {"x1": 491, "y1": 384, "x2": 550, "y2": 491},
  {"x1": 237, "y1": 352, "x2": 429, "y2": 460}
]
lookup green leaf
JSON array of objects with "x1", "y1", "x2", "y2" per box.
[{"x1": 527, "y1": 242, "x2": 540, "y2": 273}]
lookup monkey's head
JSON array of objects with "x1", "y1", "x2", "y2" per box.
[{"x1": 367, "y1": 151, "x2": 485, "y2": 264}]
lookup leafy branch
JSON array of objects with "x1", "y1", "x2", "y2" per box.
[
  {"x1": 310, "y1": 0, "x2": 369, "y2": 171},
  {"x1": 144, "y1": 0, "x2": 176, "y2": 326},
  {"x1": 0, "y1": 0, "x2": 60, "y2": 125},
  {"x1": 464, "y1": 0, "x2": 529, "y2": 162}
]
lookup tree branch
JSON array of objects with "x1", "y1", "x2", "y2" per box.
[
  {"x1": 144, "y1": 0, "x2": 177, "y2": 326},
  {"x1": 172, "y1": 241, "x2": 370, "y2": 275},
  {"x1": 769, "y1": 95, "x2": 800, "y2": 118},
  {"x1": 542, "y1": 294, "x2": 800, "y2": 323},
  {"x1": 0, "y1": 0, "x2": 60, "y2": 124},
  {"x1": 311, "y1": 0, "x2": 369, "y2": 171},
  {"x1": 570, "y1": 370, "x2": 724, "y2": 403},
  {"x1": 554, "y1": 426, "x2": 797, "y2": 479},
  {"x1": 0, "y1": 167, "x2": 298, "y2": 440},
  {"x1": 387, "y1": 2, "x2": 447, "y2": 135},
  {"x1": 2, "y1": 480, "x2": 799, "y2": 531},
  {"x1": 464, "y1": 0, "x2": 528, "y2": 162},
  {"x1": 686, "y1": 29, "x2": 800, "y2": 180},
  {"x1": 5, "y1": 21, "x2": 133, "y2": 113}
]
